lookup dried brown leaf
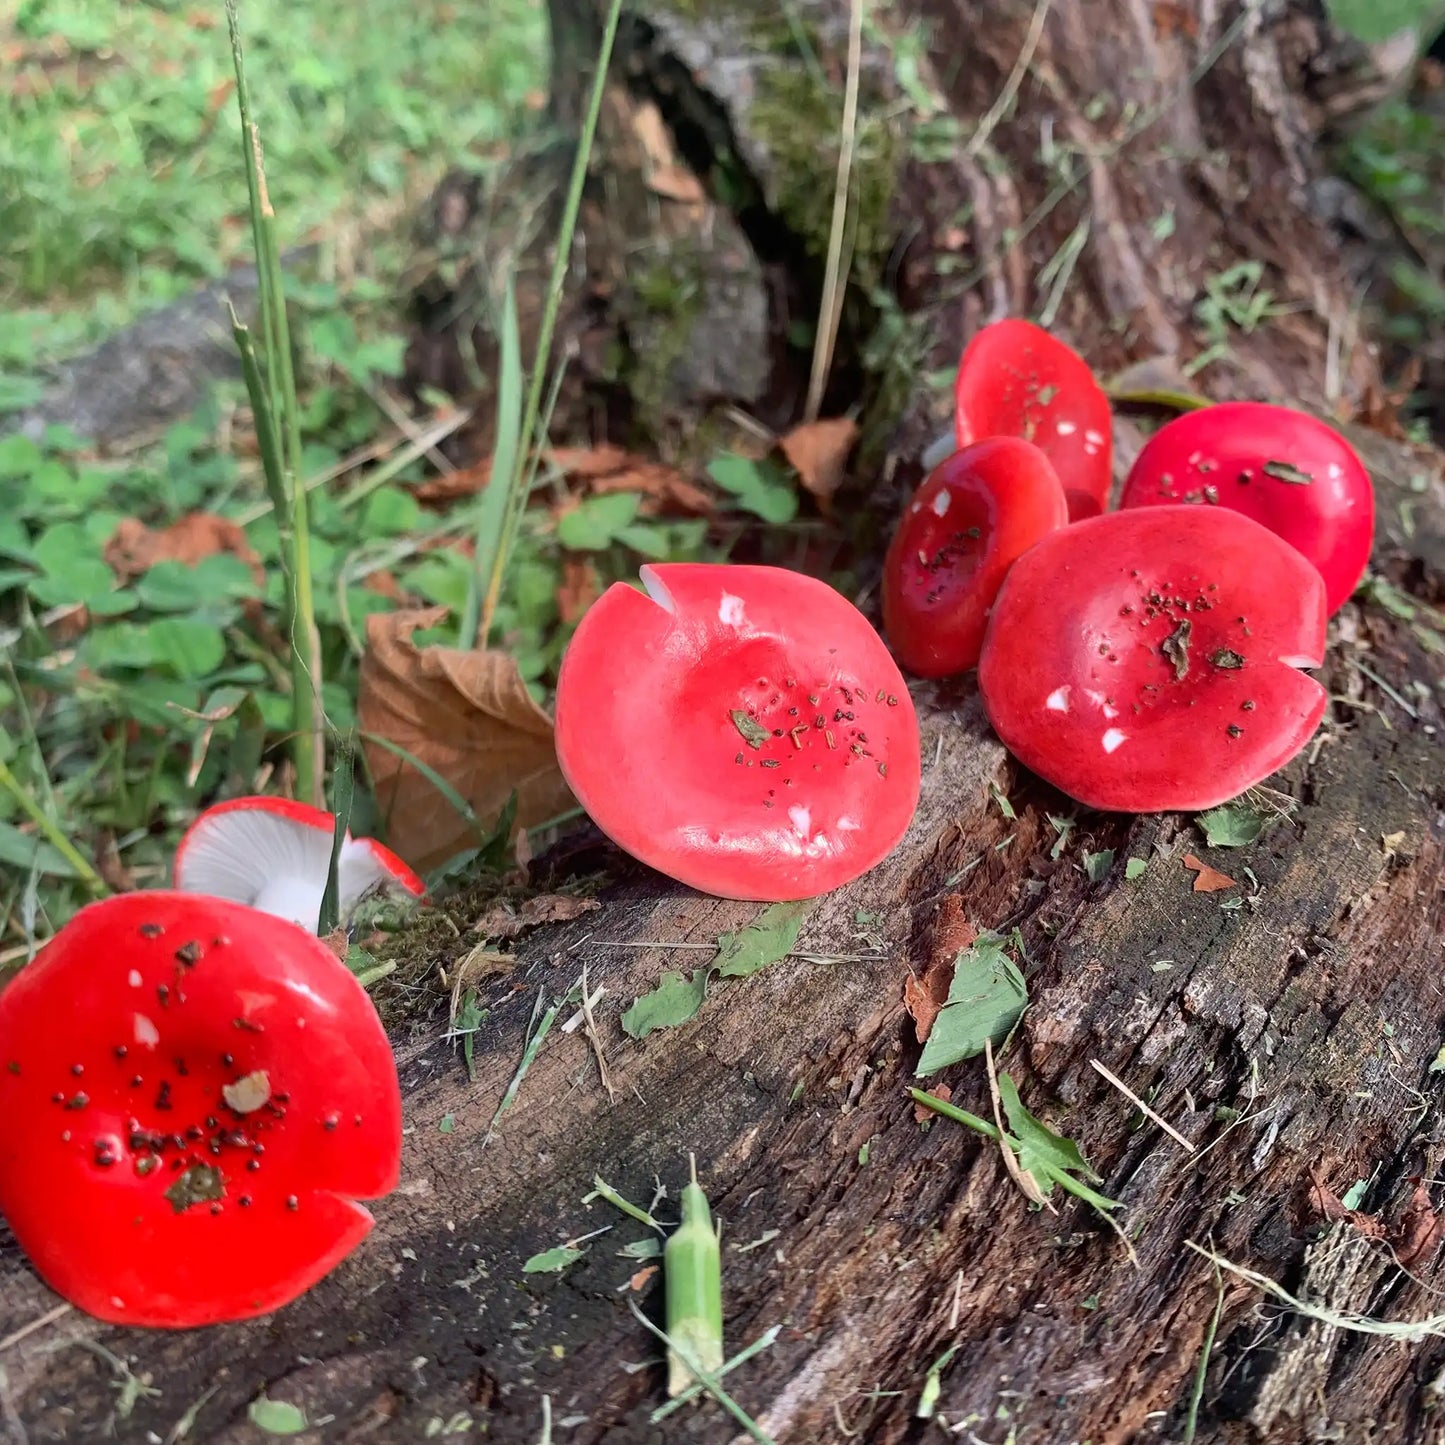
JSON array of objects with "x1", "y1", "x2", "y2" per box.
[
  {"x1": 473, "y1": 893, "x2": 601, "y2": 940},
  {"x1": 414, "y1": 458, "x2": 494, "y2": 504},
  {"x1": 104, "y1": 512, "x2": 263, "y2": 583},
  {"x1": 362, "y1": 569, "x2": 411, "y2": 603},
  {"x1": 1393, "y1": 1182, "x2": 1443, "y2": 1269},
  {"x1": 358, "y1": 607, "x2": 574, "y2": 873},
  {"x1": 913, "y1": 1083, "x2": 952, "y2": 1124},
  {"x1": 415, "y1": 446, "x2": 712, "y2": 516},
  {"x1": 1151, "y1": 1, "x2": 1197, "y2": 39},
  {"x1": 556, "y1": 559, "x2": 602, "y2": 625},
  {"x1": 778, "y1": 417, "x2": 857, "y2": 512},
  {"x1": 629, "y1": 1264, "x2": 660, "y2": 1292},
  {"x1": 631, "y1": 100, "x2": 705, "y2": 205},
  {"x1": 319, "y1": 928, "x2": 350, "y2": 961},
  {"x1": 1182, "y1": 854, "x2": 1236, "y2": 893},
  {"x1": 905, "y1": 895, "x2": 977, "y2": 1043}
]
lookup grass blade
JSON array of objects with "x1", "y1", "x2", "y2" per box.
[
  {"x1": 464, "y1": 277, "x2": 524, "y2": 648},
  {"x1": 475, "y1": 0, "x2": 626, "y2": 644},
  {"x1": 317, "y1": 736, "x2": 355, "y2": 935},
  {"x1": 225, "y1": 0, "x2": 324, "y2": 805},
  {"x1": 0, "y1": 759, "x2": 106, "y2": 897}
]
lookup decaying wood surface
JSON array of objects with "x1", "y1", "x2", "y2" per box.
[{"x1": 3, "y1": 3, "x2": 1444, "y2": 1441}]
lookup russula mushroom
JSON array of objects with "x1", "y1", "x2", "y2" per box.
[
  {"x1": 1117, "y1": 400, "x2": 1375, "y2": 615},
  {"x1": 0, "y1": 892, "x2": 402, "y2": 1327},
  {"x1": 883, "y1": 437, "x2": 1069, "y2": 677},
  {"x1": 954, "y1": 318, "x2": 1113, "y2": 521},
  {"x1": 977, "y1": 506, "x2": 1328, "y2": 812},
  {"x1": 173, "y1": 797, "x2": 424, "y2": 932},
  {"x1": 554, "y1": 563, "x2": 922, "y2": 901}
]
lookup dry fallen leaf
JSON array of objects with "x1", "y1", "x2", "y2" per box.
[
  {"x1": 1393, "y1": 1182, "x2": 1444, "y2": 1270},
  {"x1": 631, "y1": 99, "x2": 706, "y2": 205},
  {"x1": 1305, "y1": 1166, "x2": 1387, "y2": 1238},
  {"x1": 473, "y1": 893, "x2": 601, "y2": 940},
  {"x1": 414, "y1": 457, "x2": 494, "y2": 504},
  {"x1": 779, "y1": 417, "x2": 858, "y2": 512},
  {"x1": 556, "y1": 559, "x2": 602, "y2": 625},
  {"x1": 905, "y1": 895, "x2": 977, "y2": 1043},
  {"x1": 1151, "y1": 0, "x2": 1198, "y2": 38},
  {"x1": 105, "y1": 512, "x2": 263, "y2": 583},
  {"x1": 362, "y1": 569, "x2": 411, "y2": 603},
  {"x1": 629, "y1": 1264, "x2": 660, "y2": 1292},
  {"x1": 913, "y1": 1083, "x2": 953, "y2": 1124},
  {"x1": 1182, "y1": 854, "x2": 1236, "y2": 893},
  {"x1": 319, "y1": 928, "x2": 350, "y2": 962},
  {"x1": 358, "y1": 607, "x2": 575, "y2": 873},
  {"x1": 416, "y1": 445, "x2": 712, "y2": 516}
]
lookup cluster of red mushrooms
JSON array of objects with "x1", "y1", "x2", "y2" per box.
[
  {"x1": 0, "y1": 319, "x2": 1373, "y2": 1334},
  {"x1": 558, "y1": 319, "x2": 1373, "y2": 901}
]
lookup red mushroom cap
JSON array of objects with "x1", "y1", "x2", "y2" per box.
[
  {"x1": 977, "y1": 506, "x2": 1328, "y2": 812},
  {"x1": 883, "y1": 437, "x2": 1069, "y2": 677},
  {"x1": 954, "y1": 318, "x2": 1113, "y2": 521},
  {"x1": 173, "y1": 797, "x2": 424, "y2": 933},
  {"x1": 1117, "y1": 401, "x2": 1374, "y2": 615},
  {"x1": 554, "y1": 563, "x2": 922, "y2": 901},
  {"x1": 0, "y1": 892, "x2": 403, "y2": 1327}
]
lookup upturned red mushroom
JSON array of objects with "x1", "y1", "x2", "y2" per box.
[
  {"x1": 1117, "y1": 401, "x2": 1374, "y2": 614},
  {"x1": 554, "y1": 563, "x2": 921, "y2": 900},
  {"x1": 173, "y1": 797, "x2": 424, "y2": 933},
  {"x1": 954, "y1": 318, "x2": 1113, "y2": 521},
  {"x1": 883, "y1": 437, "x2": 1069, "y2": 677},
  {"x1": 977, "y1": 506, "x2": 1328, "y2": 812},
  {"x1": 0, "y1": 892, "x2": 403, "y2": 1327}
]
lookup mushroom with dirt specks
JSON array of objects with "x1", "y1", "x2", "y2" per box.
[
  {"x1": 954, "y1": 318, "x2": 1114, "y2": 521},
  {"x1": 0, "y1": 891, "x2": 402, "y2": 1327},
  {"x1": 554, "y1": 563, "x2": 921, "y2": 901},
  {"x1": 977, "y1": 506, "x2": 1328, "y2": 812},
  {"x1": 1118, "y1": 400, "x2": 1375, "y2": 615}
]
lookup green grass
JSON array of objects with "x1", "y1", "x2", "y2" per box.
[
  {"x1": 0, "y1": 0, "x2": 805, "y2": 957},
  {"x1": 0, "y1": 0, "x2": 545, "y2": 305}
]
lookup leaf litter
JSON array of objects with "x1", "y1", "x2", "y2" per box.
[
  {"x1": 1182, "y1": 854, "x2": 1236, "y2": 892},
  {"x1": 358, "y1": 605, "x2": 574, "y2": 873}
]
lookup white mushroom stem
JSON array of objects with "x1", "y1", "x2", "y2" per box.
[{"x1": 921, "y1": 428, "x2": 958, "y2": 473}]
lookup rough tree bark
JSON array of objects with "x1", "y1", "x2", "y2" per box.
[{"x1": 4, "y1": 3, "x2": 1444, "y2": 1443}]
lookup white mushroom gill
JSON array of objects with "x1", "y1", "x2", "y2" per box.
[{"x1": 640, "y1": 566, "x2": 677, "y2": 614}]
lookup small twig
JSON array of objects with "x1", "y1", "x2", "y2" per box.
[
  {"x1": 0, "y1": 1304, "x2": 71, "y2": 1356},
  {"x1": 947, "y1": 1269, "x2": 964, "y2": 1331},
  {"x1": 964, "y1": 0, "x2": 1052, "y2": 159},
  {"x1": 1090, "y1": 1059, "x2": 1196, "y2": 1152},
  {"x1": 364, "y1": 383, "x2": 457, "y2": 474},
  {"x1": 1184, "y1": 1239, "x2": 1445, "y2": 1340},
  {"x1": 579, "y1": 965, "x2": 616, "y2": 1102},
  {"x1": 983, "y1": 1039, "x2": 1051, "y2": 1210},
  {"x1": 1354, "y1": 660, "x2": 1419, "y2": 719},
  {"x1": 803, "y1": 0, "x2": 864, "y2": 422}
]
